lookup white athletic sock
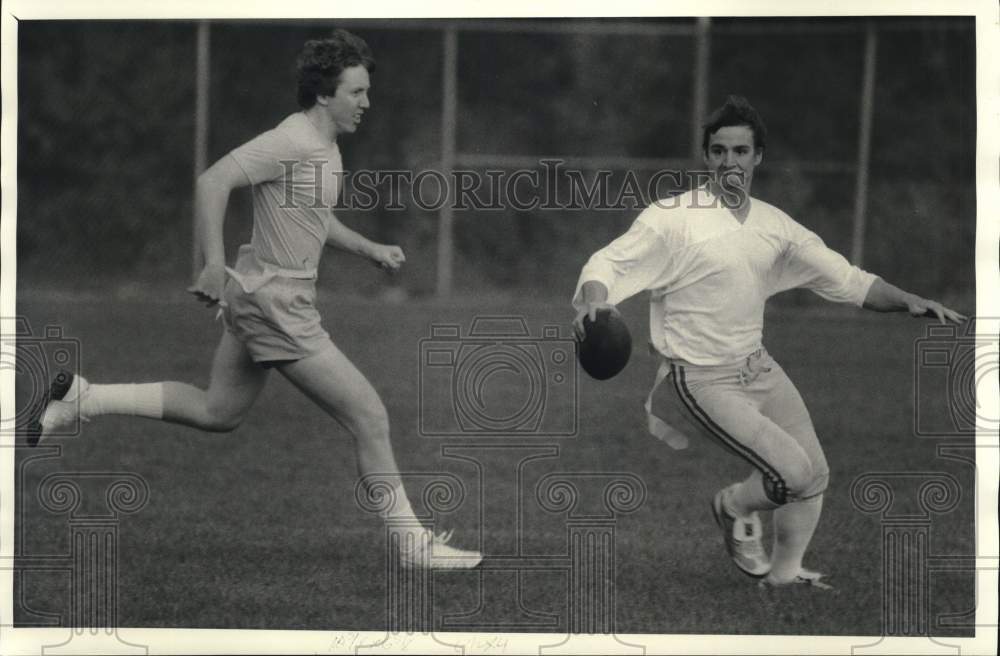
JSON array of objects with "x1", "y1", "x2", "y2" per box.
[
  {"x1": 726, "y1": 470, "x2": 779, "y2": 517},
  {"x1": 82, "y1": 383, "x2": 164, "y2": 419},
  {"x1": 769, "y1": 494, "x2": 824, "y2": 582},
  {"x1": 378, "y1": 483, "x2": 427, "y2": 535}
]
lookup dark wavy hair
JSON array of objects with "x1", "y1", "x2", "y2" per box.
[
  {"x1": 296, "y1": 29, "x2": 375, "y2": 109},
  {"x1": 701, "y1": 95, "x2": 767, "y2": 153}
]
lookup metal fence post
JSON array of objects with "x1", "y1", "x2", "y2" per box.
[
  {"x1": 850, "y1": 21, "x2": 877, "y2": 268},
  {"x1": 191, "y1": 20, "x2": 210, "y2": 283},
  {"x1": 436, "y1": 26, "x2": 458, "y2": 298}
]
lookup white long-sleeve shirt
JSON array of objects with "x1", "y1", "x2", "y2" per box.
[{"x1": 573, "y1": 187, "x2": 878, "y2": 366}]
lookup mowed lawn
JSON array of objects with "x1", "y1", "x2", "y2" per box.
[{"x1": 13, "y1": 290, "x2": 976, "y2": 636}]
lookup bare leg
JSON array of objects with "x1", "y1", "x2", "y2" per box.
[
  {"x1": 72, "y1": 330, "x2": 269, "y2": 432},
  {"x1": 275, "y1": 342, "x2": 400, "y2": 484},
  {"x1": 160, "y1": 330, "x2": 270, "y2": 432},
  {"x1": 274, "y1": 341, "x2": 482, "y2": 569},
  {"x1": 40, "y1": 329, "x2": 269, "y2": 443}
]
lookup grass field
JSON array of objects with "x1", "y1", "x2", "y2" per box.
[{"x1": 12, "y1": 288, "x2": 977, "y2": 637}]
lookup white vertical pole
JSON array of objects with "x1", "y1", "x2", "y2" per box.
[
  {"x1": 436, "y1": 26, "x2": 458, "y2": 298},
  {"x1": 691, "y1": 17, "x2": 711, "y2": 163},
  {"x1": 192, "y1": 20, "x2": 210, "y2": 282},
  {"x1": 851, "y1": 21, "x2": 877, "y2": 268}
]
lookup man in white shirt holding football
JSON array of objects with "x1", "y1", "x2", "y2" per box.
[{"x1": 572, "y1": 95, "x2": 965, "y2": 588}]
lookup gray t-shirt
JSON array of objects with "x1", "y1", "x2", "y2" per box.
[{"x1": 227, "y1": 113, "x2": 343, "y2": 289}]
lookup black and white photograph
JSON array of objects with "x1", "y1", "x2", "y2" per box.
[{"x1": 2, "y1": 0, "x2": 997, "y2": 654}]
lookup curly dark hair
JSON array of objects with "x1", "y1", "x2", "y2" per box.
[
  {"x1": 701, "y1": 95, "x2": 768, "y2": 154},
  {"x1": 296, "y1": 29, "x2": 375, "y2": 109}
]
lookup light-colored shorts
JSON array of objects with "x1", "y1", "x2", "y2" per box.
[{"x1": 222, "y1": 275, "x2": 332, "y2": 366}]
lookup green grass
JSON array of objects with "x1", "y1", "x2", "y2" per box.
[{"x1": 12, "y1": 291, "x2": 976, "y2": 636}]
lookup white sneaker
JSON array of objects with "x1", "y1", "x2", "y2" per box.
[
  {"x1": 711, "y1": 486, "x2": 771, "y2": 578},
  {"x1": 398, "y1": 529, "x2": 482, "y2": 570},
  {"x1": 759, "y1": 568, "x2": 833, "y2": 590},
  {"x1": 28, "y1": 371, "x2": 90, "y2": 446}
]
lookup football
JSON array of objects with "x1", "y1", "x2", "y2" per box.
[{"x1": 578, "y1": 309, "x2": 632, "y2": 380}]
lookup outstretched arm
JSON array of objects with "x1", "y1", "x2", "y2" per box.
[
  {"x1": 862, "y1": 277, "x2": 967, "y2": 323},
  {"x1": 777, "y1": 222, "x2": 967, "y2": 325},
  {"x1": 325, "y1": 213, "x2": 405, "y2": 273}
]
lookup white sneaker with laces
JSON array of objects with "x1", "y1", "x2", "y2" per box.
[
  {"x1": 759, "y1": 568, "x2": 833, "y2": 590},
  {"x1": 711, "y1": 485, "x2": 771, "y2": 578},
  {"x1": 398, "y1": 529, "x2": 482, "y2": 570}
]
